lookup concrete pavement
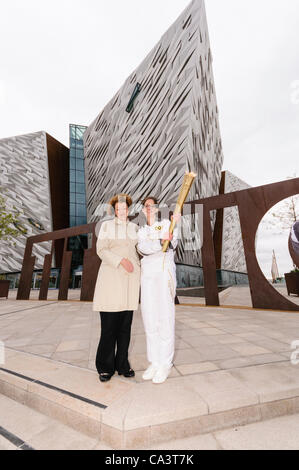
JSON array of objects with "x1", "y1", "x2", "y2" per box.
[{"x1": 0, "y1": 286, "x2": 299, "y2": 449}]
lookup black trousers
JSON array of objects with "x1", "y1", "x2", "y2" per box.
[{"x1": 95, "y1": 310, "x2": 133, "y2": 375}]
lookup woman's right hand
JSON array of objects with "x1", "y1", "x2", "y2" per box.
[{"x1": 120, "y1": 258, "x2": 134, "y2": 273}]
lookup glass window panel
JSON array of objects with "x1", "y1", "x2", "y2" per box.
[
  {"x1": 70, "y1": 137, "x2": 77, "y2": 148},
  {"x1": 76, "y1": 148, "x2": 84, "y2": 158},
  {"x1": 75, "y1": 141, "x2": 83, "y2": 150},
  {"x1": 70, "y1": 204, "x2": 76, "y2": 216},
  {"x1": 70, "y1": 193, "x2": 76, "y2": 203},
  {"x1": 76, "y1": 193, "x2": 86, "y2": 204},
  {"x1": 76, "y1": 127, "x2": 86, "y2": 140},
  {"x1": 70, "y1": 158, "x2": 76, "y2": 170},
  {"x1": 70, "y1": 182, "x2": 76, "y2": 193},
  {"x1": 76, "y1": 204, "x2": 86, "y2": 217},
  {"x1": 70, "y1": 170, "x2": 76, "y2": 182},
  {"x1": 77, "y1": 216, "x2": 87, "y2": 226},
  {"x1": 76, "y1": 171, "x2": 85, "y2": 183},
  {"x1": 70, "y1": 216, "x2": 76, "y2": 226},
  {"x1": 76, "y1": 183, "x2": 85, "y2": 194},
  {"x1": 70, "y1": 125, "x2": 77, "y2": 139},
  {"x1": 70, "y1": 148, "x2": 76, "y2": 158},
  {"x1": 76, "y1": 159, "x2": 84, "y2": 171}
]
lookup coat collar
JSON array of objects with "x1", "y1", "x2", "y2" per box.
[{"x1": 114, "y1": 217, "x2": 129, "y2": 225}]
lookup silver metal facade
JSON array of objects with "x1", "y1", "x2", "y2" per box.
[
  {"x1": 84, "y1": 0, "x2": 224, "y2": 236},
  {"x1": 221, "y1": 171, "x2": 251, "y2": 273},
  {"x1": 0, "y1": 131, "x2": 53, "y2": 273}
]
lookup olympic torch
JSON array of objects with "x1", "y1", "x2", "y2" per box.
[{"x1": 162, "y1": 172, "x2": 197, "y2": 252}]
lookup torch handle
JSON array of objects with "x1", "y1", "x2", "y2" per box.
[{"x1": 162, "y1": 214, "x2": 179, "y2": 253}]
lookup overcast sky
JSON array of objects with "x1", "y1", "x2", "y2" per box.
[{"x1": 0, "y1": 0, "x2": 298, "y2": 277}]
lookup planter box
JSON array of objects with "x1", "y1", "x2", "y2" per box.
[
  {"x1": 285, "y1": 272, "x2": 299, "y2": 296},
  {"x1": 0, "y1": 280, "x2": 10, "y2": 299}
]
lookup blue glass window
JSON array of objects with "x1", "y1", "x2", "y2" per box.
[
  {"x1": 70, "y1": 204, "x2": 76, "y2": 216},
  {"x1": 76, "y1": 149, "x2": 84, "y2": 159},
  {"x1": 76, "y1": 193, "x2": 86, "y2": 204},
  {"x1": 76, "y1": 204, "x2": 86, "y2": 217},
  {"x1": 70, "y1": 126, "x2": 77, "y2": 140},
  {"x1": 70, "y1": 158, "x2": 76, "y2": 170},
  {"x1": 77, "y1": 216, "x2": 87, "y2": 226},
  {"x1": 76, "y1": 127, "x2": 85, "y2": 141},
  {"x1": 76, "y1": 183, "x2": 85, "y2": 194},
  {"x1": 76, "y1": 171, "x2": 85, "y2": 183},
  {"x1": 75, "y1": 141, "x2": 83, "y2": 149},
  {"x1": 76, "y1": 159, "x2": 84, "y2": 171},
  {"x1": 70, "y1": 170, "x2": 76, "y2": 182},
  {"x1": 69, "y1": 124, "x2": 88, "y2": 229}
]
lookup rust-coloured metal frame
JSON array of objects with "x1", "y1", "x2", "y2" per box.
[{"x1": 16, "y1": 224, "x2": 101, "y2": 301}]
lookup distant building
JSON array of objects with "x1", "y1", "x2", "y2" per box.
[
  {"x1": 214, "y1": 171, "x2": 251, "y2": 274},
  {"x1": 0, "y1": 131, "x2": 69, "y2": 278},
  {"x1": 68, "y1": 124, "x2": 88, "y2": 279}
]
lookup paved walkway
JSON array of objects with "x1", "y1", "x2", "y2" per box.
[
  {"x1": 2, "y1": 287, "x2": 298, "y2": 373},
  {"x1": 0, "y1": 286, "x2": 299, "y2": 449}
]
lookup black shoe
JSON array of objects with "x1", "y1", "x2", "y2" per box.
[
  {"x1": 99, "y1": 373, "x2": 112, "y2": 382},
  {"x1": 118, "y1": 368, "x2": 135, "y2": 378}
]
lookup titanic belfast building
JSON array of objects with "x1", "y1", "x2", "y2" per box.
[{"x1": 84, "y1": 0, "x2": 248, "y2": 277}]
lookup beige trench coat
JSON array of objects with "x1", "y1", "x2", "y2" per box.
[{"x1": 92, "y1": 217, "x2": 141, "y2": 312}]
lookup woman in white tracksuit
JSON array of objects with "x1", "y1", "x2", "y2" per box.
[{"x1": 137, "y1": 196, "x2": 180, "y2": 384}]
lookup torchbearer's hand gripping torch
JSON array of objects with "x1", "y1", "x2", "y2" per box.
[{"x1": 162, "y1": 172, "x2": 197, "y2": 253}]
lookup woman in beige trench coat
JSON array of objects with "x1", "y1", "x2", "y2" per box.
[{"x1": 93, "y1": 194, "x2": 140, "y2": 382}]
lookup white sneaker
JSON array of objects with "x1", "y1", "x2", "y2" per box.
[
  {"x1": 142, "y1": 364, "x2": 158, "y2": 381},
  {"x1": 152, "y1": 366, "x2": 172, "y2": 384}
]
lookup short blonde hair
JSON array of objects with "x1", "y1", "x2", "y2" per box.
[{"x1": 108, "y1": 194, "x2": 132, "y2": 213}]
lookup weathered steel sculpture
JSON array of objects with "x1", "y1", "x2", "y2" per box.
[
  {"x1": 17, "y1": 178, "x2": 299, "y2": 311},
  {"x1": 17, "y1": 224, "x2": 100, "y2": 301},
  {"x1": 187, "y1": 177, "x2": 299, "y2": 311}
]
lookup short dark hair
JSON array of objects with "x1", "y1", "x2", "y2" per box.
[{"x1": 142, "y1": 196, "x2": 159, "y2": 206}]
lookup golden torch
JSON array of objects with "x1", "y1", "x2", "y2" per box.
[{"x1": 162, "y1": 172, "x2": 197, "y2": 252}]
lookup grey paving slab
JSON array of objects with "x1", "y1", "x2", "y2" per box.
[{"x1": 214, "y1": 413, "x2": 299, "y2": 450}]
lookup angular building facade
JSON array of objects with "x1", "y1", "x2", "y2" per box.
[
  {"x1": 84, "y1": 0, "x2": 224, "y2": 246},
  {"x1": 214, "y1": 171, "x2": 251, "y2": 274},
  {"x1": 0, "y1": 131, "x2": 69, "y2": 275}
]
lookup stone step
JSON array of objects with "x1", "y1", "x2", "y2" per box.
[
  {"x1": 1, "y1": 347, "x2": 299, "y2": 449},
  {"x1": 0, "y1": 394, "x2": 109, "y2": 450},
  {"x1": 2, "y1": 390, "x2": 299, "y2": 450}
]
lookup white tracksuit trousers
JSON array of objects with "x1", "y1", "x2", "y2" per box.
[{"x1": 140, "y1": 251, "x2": 177, "y2": 368}]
